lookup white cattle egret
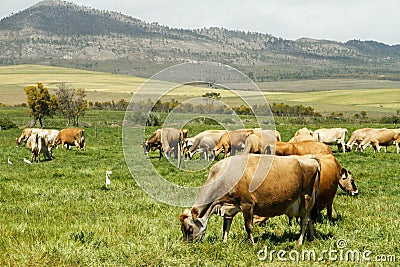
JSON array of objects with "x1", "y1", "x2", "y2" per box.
[
  {"x1": 23, "y1": 158, "x2": 32, "y2": 165},
  {"x1": 106, "y1": 171, "x2": 112, "y2": 188},
  {"x1": 8, "y1": 156, "x2": 12, "y2": 165}
]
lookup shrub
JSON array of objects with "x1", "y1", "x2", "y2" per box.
[{"x1": 0, "y1": 117, "x2": 17, "y2": 130}]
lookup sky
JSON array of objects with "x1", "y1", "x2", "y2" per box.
[{"x1": 1, "y1": 0, "x2": 399, "y2": 45}]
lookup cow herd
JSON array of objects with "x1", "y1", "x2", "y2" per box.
[
  {"x1": 142, "y1": 126, "x2": 398, "y2": 245},
  {"x1": 16, "y1": 128, "x2": 85, "y2": 163}
]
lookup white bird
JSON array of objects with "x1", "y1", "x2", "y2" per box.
[
  {"x1": 106, "y1": 170, "x2": 112, "y2": 188},
  {"x1": 7, "y1": 156, "x2": 12, "y2": 165},
  {"x1": 23, "y1": 158, "x2": 32, "y2": 165}
]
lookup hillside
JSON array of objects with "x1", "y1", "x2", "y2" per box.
[{"x1": 1, "y1": 0, "x2": 400, "y2": 80}]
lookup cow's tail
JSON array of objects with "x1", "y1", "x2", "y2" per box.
[{"x1": 311, "y1": 157, "x2": 321, "y2": 221}]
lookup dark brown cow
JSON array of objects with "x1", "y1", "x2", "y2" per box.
[
  {"x1": 53, "y1": 128, "x2": 85, "y2": 149},
  {"x1": 179, "y1": 154, "x2": 321, "y2": 245},
  {"x1": 213, "y1": 129, "x2": 254, "y2": 158},
  {"x1": 267, "y1": 140, "x2": 333, "y2": 156}
]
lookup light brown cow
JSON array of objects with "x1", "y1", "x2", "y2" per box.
[
  {"x1": 313, "y1": 128, "x2": 348, "y2": 153},
  {"x1": 185, "y1": 130, "x2": 226, "y2": 159},
  {"x1": 53, "y1": 128, "x2": 85, "y2": 149},
  {"x1": 289, "y1": 127, "x2": 314, "y2": 143},
  {"x1": 361, "y1": 128, "x2": 400, "y2": 153},
  {"x1": 243, "y1": 130, "x2": 281, "y2": 154},
  {"x1": 143, "y1": 128, "x2": 180, "y2": 159},
  {"x1": 27, "y1": 133, "x2": 53, "y2": 162},
  {"x1": 197, "y1": 137, "x2": 216, "y2": 161},
  {"x1": 213, "y1": 129, "x2": 254, "y2": 158},
  {"x1": 179, "y1": 154, "x2": 321, "y2": 245},
  {"x1": 267, "y1": 140, "x2": 333, "y2": 156},
  {"x1": 345, "y1": 128, "x2": 375, "y2": 152},
  {"x1": 16, "y1": 128, "x2": 59, "y2": 146}
]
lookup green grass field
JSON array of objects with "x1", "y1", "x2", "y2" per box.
[
  {"x1": 1, "y1": 65, "x2": 400, "y2": 118},
  {"x1": 1, "y1": 107, "x2": 399, "y2": 266}
]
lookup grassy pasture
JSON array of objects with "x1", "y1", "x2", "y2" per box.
[
  {"x1": 1, "y1": 65, "x2": 400, "y2": 118},
  {"x1": 1, "y1": 107, "x2": 400, "y2": 266}
]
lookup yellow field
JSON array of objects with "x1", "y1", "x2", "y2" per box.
[{"x1": 0, "y1": 64, "x2": 399, "y2": 116}]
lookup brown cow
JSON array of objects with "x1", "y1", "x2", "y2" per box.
[
  {"x1": 289, "y1": 127, "x2": 314, "y2": 143},
  {"x1": 254, "y1": 154, "x2": 357, "y2": 225},
  {"x1": 179, "y1": 154, "x2": 321, "y2": 245},
  {"x1": 52, "y1": 128, "x2": 85, "y2": 149},
  {"x1": 267, "y1": 140, "x2": 333, "y2": 156},
  {"x1": 213, "y1": 129, "x2": 254, "y2": 158},
  {"x1": 315, "y1": 154, "x2": 358, "y2": 220}
]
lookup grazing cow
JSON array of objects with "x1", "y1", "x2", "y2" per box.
[
  {"x1": 16, "y1": 128, "x2": 59, "y2": 146},
  {"x1": 143, "y1": 128, "x2": 180, "y2": 159},
  {"x1": 197, "y1": 137, "x2": 216, "y2": 161},
  {"x1": 52, "y1": 128, "x2": 85, "y2": 149},
  {"x1": 315, "y1": 154, "x2": 358, "y2": 220},
  {"x1": 266, "y1": 140, "x2": 333, "y2": 156},
  {"x1": 179, "y1": 154, "x2": 321, "y2": 245},
  {"x1": 289, "y1": 127, "x2": 314, "y2": 143},
  {"x1": 345, "y1": 128, "x2": 375, "y2": 152},
  {"x1": 254, "y1": 154, "x2": 358, "y2": 224},
  {"x1": 185, "y1": 130, "x2": 226, "y2": 159},
  {"x1": 27, "y1": 134, "x2": 53, "y2": 163},
  {"x1": 361, "y1": 128, "x2": 400, "y2": 153},
  {"x1": 213, "y1": 129, "x2": 254, "y2": 158},
  {"x1": 313, "y1": 128, "x2": 348, "y2": 153},
  {"x1": 143, "y1": 129, "x2": 163, "y2": 159},
  {"x1": 243, "y1": 130, "x2": 281, "y2": 154}
]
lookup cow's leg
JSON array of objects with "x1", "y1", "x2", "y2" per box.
[
  {"x1": 307, "y1": 217, "x2": 315, "y2": 241},
  {"x1": 327, "y1": 203, "x2": 333, "y2": 221},
  {"x1": 222, "y1": 217, "x2": 233, "y2": 243},
  {"x1": 297, "y1": 194, "x2": 313, "y2": 246},
  {"x1": 241, "y1": 204, "x2": 254, "y2": 245}
]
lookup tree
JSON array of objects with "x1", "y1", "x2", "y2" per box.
[
  {"x1": 55, "y1": 83, "x2": 88, "y2": 126},
  {"x1": 202, "y1": 92, "x2": 221, "y2": 107},
  {"x1": 24, "y1": 82, "x2": 58, "y2": 127},
  {"x1": 360, "y1": 111, "x2": 368, "y2": 121}
]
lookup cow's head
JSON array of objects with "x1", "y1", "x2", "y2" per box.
[
  {"x1": 142, "y1": 141, "x2": 152, "y2": 155},
  {"x1": 338, "y1": 168, "x2": 358, "y2": 196},
  {"x1": 179, "y1": 208, "x2": 206, "y2": 241}
]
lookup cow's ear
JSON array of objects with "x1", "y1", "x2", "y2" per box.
[
  {"x1": 179, "y1": 209, "x2": 191, "y2": 222},
  {"x1": 191, "y1": 207, "x2": 200, "y2": 220},
  {"x1": 341, "y1": 168, "x2": 348, "y2": 179}
]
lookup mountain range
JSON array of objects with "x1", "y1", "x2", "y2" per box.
[{"x1": 1, "y1": 0, "x2": 400, "y2": 80}]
